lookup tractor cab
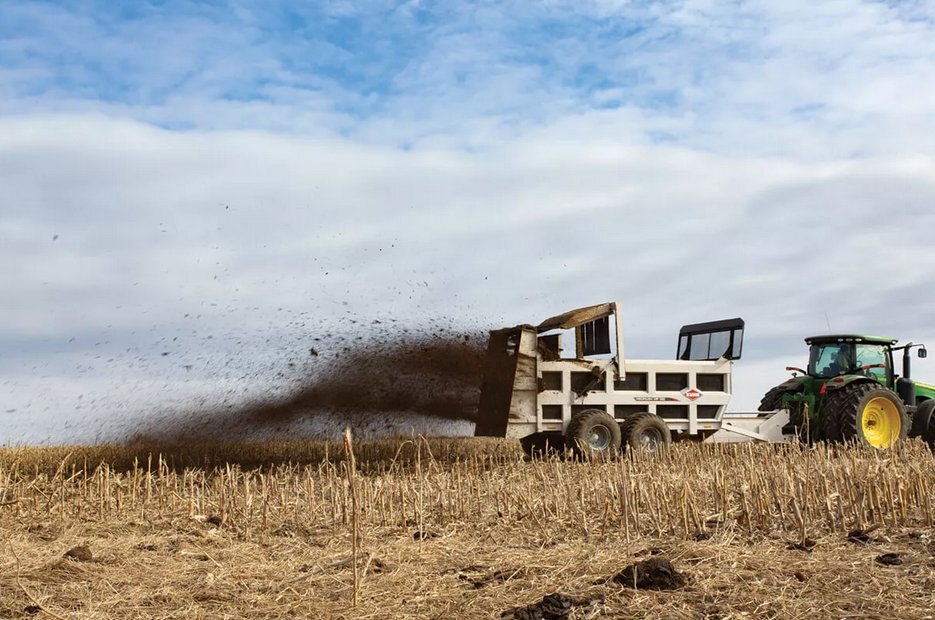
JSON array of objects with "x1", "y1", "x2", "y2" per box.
[{"x1": 805, "y1": 335, "x2": 896, "y2": 386}]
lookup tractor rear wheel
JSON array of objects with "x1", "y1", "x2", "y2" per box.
[
  {"x1": 816, "y1": 397, "x2": 843, "y2": 444},
  {"x1": 911, "y1": 399, "x2": 935, "y2": 449},
  {"x1": 621, "y1": 413, "x2": 671, "y2": 452},
  {"x1": 829, "y1": 383, "x2": 908, "y2": 449},
  {"x1": 566, "y1": 409, "x2": 621, "y2": 456},
  {"x1": 758, "y1": 386, "x2": 789, "y2": 411}
]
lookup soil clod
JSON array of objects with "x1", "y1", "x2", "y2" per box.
[
  {"x1": 63, "y1": 545, "x2": 92, "y2": 562},
  {"x1": 501, "y1": 592, "x2": 605, "y2": 619},
  {"x1": 875, "y1": 552, "x2": 903, "y2": 566},
  {"x1": 613, "y1": 557, "x2": 685, "y2": 590},
  {"x1": 847, "y1": 529, "x2": 873, "y2": 544}
]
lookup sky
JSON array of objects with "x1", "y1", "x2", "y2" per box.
[{"x1": 3, "y1": 0, "x2": 935, "y2": 443}]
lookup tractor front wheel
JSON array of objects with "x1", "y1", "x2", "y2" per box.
[
  {"x1": 566, "y1": 409, "x2": 621, "y2": 456},
  {"x1": 828, "y1": 383, "x2": 908, "y2": 449}
]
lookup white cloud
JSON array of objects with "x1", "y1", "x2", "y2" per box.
[
  {"x1": 2, "y1": 1, "x2": 934, "y2": 156},
  {"x1": 3, "y1": 113, "x2": 935, "y2": 444},
  {"x1": 3, "y1": 1, "x2": 935, "y2": 442}
]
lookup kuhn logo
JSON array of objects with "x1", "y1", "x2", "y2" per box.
[{"x1": 682, "y1": 388, "x2": 703, "y2": 401}]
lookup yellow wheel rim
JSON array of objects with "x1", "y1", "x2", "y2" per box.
[{"x1": 861, "y1": 397, "x2": 901, "y2": 449}]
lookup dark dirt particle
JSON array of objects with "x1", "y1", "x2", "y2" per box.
[
  {"x1": 793, "y1": 571, "x2": 808, "y2": 582},
  {"x1": 412, "y1": 530, "x2": 438, "y2": 541},
  {"x1": 63, "y1": 546, "x2": 92, "y2": 562},
  {"x1": 23, "y1": 606, "x2": 42, "y2": 615},
  {"x1": 613, "y1": 557, "x2": 686, "y2": 591},
  {"x1": 875, "y1": 552, "x2": 903, "y2": 566},
  {"x1": 501, "y1": 592, "x2": 605, "y2": 619}
]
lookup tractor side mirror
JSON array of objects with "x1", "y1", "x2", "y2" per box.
[{"x1": 920, "y1": 348, "x2": 928, "y2": 359}]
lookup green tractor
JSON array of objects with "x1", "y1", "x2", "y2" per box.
[{"x1": 759, "y1": 335, "x2": 935, "y2": 449}]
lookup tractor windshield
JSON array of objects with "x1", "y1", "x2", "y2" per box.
[
  {"x1": 855, "y1": 344, "x2": 889, "y2": 384},
  {"x1": 808, "y1": 343, "x2": 855, "y2": 378},
  {"x1": 808, "y1": 342, "x2": 891, "y2": 381}
]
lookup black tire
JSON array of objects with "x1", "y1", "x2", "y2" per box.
[
  {"x1": 814, "y1": 393, "x2": 846, "y2": 444},
  {"x1": 926, "y1": 406, "x2": 935, "y2": 451},
  {"x1": 910, "y1": 399, "x2": 935, "y2": 438},
  {"x1": 758, "y1": 385, "x2": 788, "y2": 412},
  {"x1": 911, "y1": 399, "x2": 935, "y2": 449},
  {"x1": 565, "y1": 409, "x2": 621, "y2": 456},
  {"x1": 620, "y1": 413, "x2": 671, "y2": 452},
  {"x1": 829, "y1": 383, "x2": 908, "y2": 449}
]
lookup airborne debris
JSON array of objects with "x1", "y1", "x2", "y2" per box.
[{"x1": 126, "y1": 327, "x2": 486, "y2": 442}]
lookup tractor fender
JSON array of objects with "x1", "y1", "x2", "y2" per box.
[
  {"x1": 820, "y1": 375, "x2": 878, "y2": 393},
  {"x1": 777, "y1": 376, "x2": 808, "y2": 392}
]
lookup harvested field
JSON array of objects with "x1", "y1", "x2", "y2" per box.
[{"x1": 1, "y1": 439, "x2": 935, "y2": 618}]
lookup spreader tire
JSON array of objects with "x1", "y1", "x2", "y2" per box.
[
  {"x1": 566, "y1": 409, "x2": 621, "y2": 456},
  {"x1": 621, "y1": 413, "x2": 671, "y2": 453},
  {"x1": 829, "y1": 383, "x2": 908, "y2": 449}
]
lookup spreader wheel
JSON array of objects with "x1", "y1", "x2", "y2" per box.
[
  {"x1": 566, "y1": 409, "x2": 621, "y2": 456},
  {"x1": 621, "y1": 413, "x2": 671, "y2": 453}
]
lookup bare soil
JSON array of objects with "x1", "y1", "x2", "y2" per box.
[
  {"x1": 3, "y1": 440, "x2": 935, "y2": 618},
  {"x1": 3, "y1": 518, "x2": 935, "y2": 619}
]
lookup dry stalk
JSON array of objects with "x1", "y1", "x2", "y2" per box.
[
  {"x1": 9, "y1": 542, "x2": 67, "y2": 620},
  {"x1": 343, "y1": 428, "x2": 360, "y2": 607}
]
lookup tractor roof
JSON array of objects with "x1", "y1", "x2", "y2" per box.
[{"x1": 805, "y1": 334, "x2": 898, "y2": 346}]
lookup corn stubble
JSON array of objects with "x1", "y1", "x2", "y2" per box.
[{"x1": 1, "y1": 439, "x2": 934, "y2": 619}]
